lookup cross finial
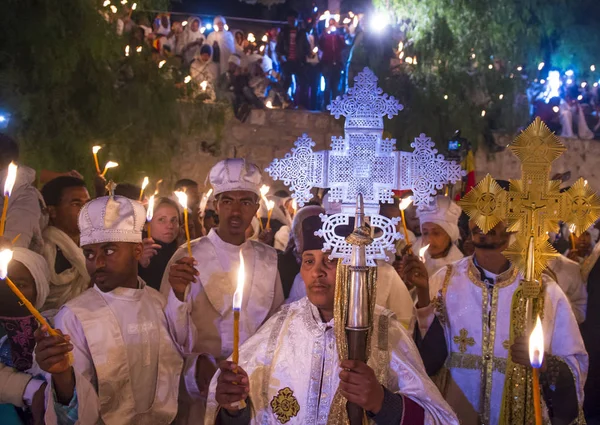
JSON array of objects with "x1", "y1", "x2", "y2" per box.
[{"x1": 328, "y1": 68, "x2": 403, "y2": 130}]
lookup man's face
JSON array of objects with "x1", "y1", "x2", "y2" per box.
[
  {"x1": 577, "y1": 232, "x2": 592, "y2": 253},
  {"x1": 161, "y1": 16, "x2": 169, "y2": 28},
  {"x1": 421, "y1": 222, "x2": 452, "y2": 257},
  {"x1": 0, "y1": 260, "x2": 37, "y2": 317},
  {"x1": 83, "y1": 242, "x2": 142, "y2": 292},
  {"x1": 191, "y1": 20, "x2": 200, "y2": 32},
  {"x1": 403, "y1": 204, "x2": 421, "y2": 236},
  {"x1": 215, "y1": 20, "x2": 225, "y2": 31},
  {"x1": 215, "y1": 191, "x2": 259, "y2": 237},
  {"x1": 301, "y1": 249, "x2": 337, "y2": 312},
  {"x1": 48, "y1": 186, "x2": 90, "y2": 236},
  {"x1": 469, "y1": 220, "x2": 511, "y2": 251},
  {"x1": 201, "y1": 53, "x2": 210, "y2": 62}
]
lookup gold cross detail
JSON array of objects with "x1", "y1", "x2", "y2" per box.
[
  {"x1": 453, "y1": 328, "x2": 475, "y2": 353},
  {"x1": 460, "y1": 117, "x2": 600, "y2": 280}
]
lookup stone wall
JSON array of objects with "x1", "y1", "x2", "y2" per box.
[
  {"x1": 171, "y1": 108, "x2": 600, "y2": 192},
  {"x1": 171, "y1": 109, "x2": 342, "y2": 191}
]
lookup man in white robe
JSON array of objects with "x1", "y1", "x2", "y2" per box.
[
  {"x1": 34, "y1": 195, "x2": 214, "y2": 425},
  {"x1": 402, "y1": 219, "x2": 588, "y2": 425},
  {"x1": 205, "y1": 211, "x2": 459, "y2": 425},
  {"x1": 286, "y1": 206, "x2": 416, "y2": 330},
  {"x1": 162, "y1": 158, "x2": 284, "y2": 422},
  {"x1": 547, "y1": 254, "x2": 587, "y2": 323},
  {"x1": 206, "y1": 16, "x2": 236, "y2": 75},
  {"x1": 40, "y1": 176, "x2": 91, "y2": 310}
]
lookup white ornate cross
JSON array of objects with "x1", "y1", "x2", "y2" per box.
[{"x1": 266, "y1": 68, "x2": 464, "y2": 265}]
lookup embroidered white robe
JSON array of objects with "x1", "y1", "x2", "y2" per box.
[
  {"x1": 205, "y1": 298, "x2": 459, "y2": 425},
  {"x1": 418, "y1": 256, "x2": 588, "y2": 425},
  {"x1": 548, "y1": 255, "x2": 587, "y2": 323},
  {"x1": 43, "y1": 280, "x2": 200, "y2": 425}
]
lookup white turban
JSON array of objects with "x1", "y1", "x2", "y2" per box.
[
  {"x1": 12, "y1": 247, "x2": 51, "y2": 309},
  {"x1": 417, "y1": 196, "x2": 462, "y2": 242}
]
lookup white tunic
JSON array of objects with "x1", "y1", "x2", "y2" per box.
[
  {"x1": 422, "y1": 244, "x2": 464, "y2": 278},
  {"x1": 205, "y1": 298, "x2": 459, "y2": 424},
  {"x1": 286, "y1": 261, "x2": 416, "y2": 331},
  {"x1": 548, "y1": 255, "x2": 587, "y2": 323},
  {"x1": 418, "y1": 256, "x2": 587, "y2": 425},
  {"x1": 43, "y1": 280, "x2": 200, "y2": 425}
]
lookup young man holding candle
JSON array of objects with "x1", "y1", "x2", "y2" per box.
[
  {"x1": 401, "y1": 218, "x2": 587, "y2": 425},
  {"x1": 162, "y1": 158, "x2": 284, "y2": 422},
  {"x1": 33, "y1": 195, "x2": 215, "y2": 424},
  {"x1": 205, "y1": 207, "x2": 459, "y2": 425},
  {"x1": 40, "y1": 176, "x2": 91, "y2": 310}
]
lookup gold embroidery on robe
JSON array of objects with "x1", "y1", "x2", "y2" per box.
[{"x1": 270, "y1": 387, "x2": 300, "y2": 424}]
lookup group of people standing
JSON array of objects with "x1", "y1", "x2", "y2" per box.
[{"x1": 0, "y1": 130, "x2": 597, "y2": 424}]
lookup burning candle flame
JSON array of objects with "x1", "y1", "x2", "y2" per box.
[
  {"x1": 399, "y1": 196, "x2": 413, "y2": 211},
  {"x1": 0, "y1": 248, "x2": 13, "y2": 279},
  {"x1": 262, "y1": 34, "x2": 268, "y2": 42},
  {"x1": 569, "y1": 223, "x2": 576, "y2": 234},
  {"x1": 174, "y1": 191, "x2": 188, "y2": 211},
  {"x1": 141, "y1": 177, "x2": 149, "y2": 191},
  {"x1": 200, "y1": 81, "x2": 208, "y2": 91},
  {"x1": 146, "y1": 195, "x2": 155, "y2": 222},
  {"x1": 131, "y1": 2, "x2": 136, "y2": 10},
  {"x1": 4, "y1": 162, "x2": 17, "y2": 197},
  {"x1": 292, "y1": 199, "x2": 297, "y2": 213},
  {"x1": 260, "y1": 185, "x2": 270, "y2": 197},
  {"x1": 529, "y1": 316, "x2": 545, "y2": 368},
  {"x1": 233, "y1": 251, "x2": 245, "y2": 310},
  {"x1": 267, "y1": 200, "x2": 275, "y2": 211},
  {"x1": 419, "y1": 244, "x2": 430, "y2": 262},
  {"x1": 313, "y1": 47, "x2": 319, "y2": 54},
  {"x1": 92, "y1": 146, "x2": 102, "y2": 154},
  {"x1": 247, "y1": 33, "x2": 256, "y2": 43},
  {"x1": 184, "y1": 75, "x2": 192, "y2": 84},
  {"x1": 102, "y1": 161, "x2": 118, "y2": 176},
  {"x1": 158, "y1": 60, "x2": 166, "y2": 68}
]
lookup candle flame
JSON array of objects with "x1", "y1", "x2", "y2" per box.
[
  {"x1": 125, "y1": 45, "x2": 130, "y2": 56},
  {"x1": 247, "y1": 33, "x2": 256, "y2": 43},
  {"x1": 110, "y1": 5, "x2": 117, "y2": 13},
  {"x1": 292, "y1": 199, "x2": 297, "y2": 212},
  {"x1": 419, "y1": 244, "x2": 430, "y2": 262},
  {"x1": 262, "y1": 34, "x2": 268, "y2": 42},
  {"x1": 103, "y1": 0, "x2": 110, "y2": 6},
  {"x1": 136, "y1": 45, "x2": 142, "y2": 53},
  {"x1": 569, "y1": 223, "x2": 576, "y2": 234},
  {"x1": 92, "y1": 145, "x2": 102, "y2": 154},
  {"x1": 147, "y1": 195, "x2": 155, "y2": 221},
  {"x1": 399, "y1": 196, "x2": 413, "y2": 211},
  {"x1": 266, "y1": 101, "x2": 273, "y2": 109},
  {"x1": 141, "y1": 176, "x2": 149, "y2": 190},
  {"x1": 131, "y1": 2, "x2": 137, "y2": 10},
  {"x1": 184, "y1": 75, "x2": 192, "y2": 84},
  {"x1": 182, "y1": 20, "x2": 188, "y2": 26},
  {"x1": 4, "y1": 162, "x2": 18, "y2": 197},
  {"x1": 260, "y1": 185, "x2": 270, "y2": 197},
  {"x1": 158, "y1": 60, "x2": 166, "y2": 68},
  {"x1": 0, "y1": 248, "x2": 12, "y2": 279},
  {"x1": 200, "y1": 81, "x2": 208, "y2": 91},
  {"x1": 104, "y1": 161, "x2": 118, "y2": 170},
  {"x1": 529, "y1": 316, "x2": 545, "y2": 368},
  {"x1": 584, "y1": 180, "x2": 588, "y2": 186},
  {"x1": 233, "y1": 250, "x2": 245, "y2": 310},
  {"x1": 174, "y1": 191, "x2": 188, "y2": 211},
  {"x1": 267, "y1": 200, "x2": 275, "y2": 211},
  {"x1": 313, "y1": 47, "x2": 319, "y2": 54}
]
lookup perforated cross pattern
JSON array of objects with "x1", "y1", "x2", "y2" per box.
[{"x1": 266, "y1": 68, "x2": 465, "y2": 265}]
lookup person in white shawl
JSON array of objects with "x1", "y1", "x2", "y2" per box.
[
  {"x1": 205, "y1": 210, "x2": 459, "y2": 424},
  {"x1": 40, "y1": 176, "x2": 91, "y2": 310},
  {"x1": 0, "y1": 247, "x2": 53, "y2": 422},
  {"x1": 206, "y1": 16, "x2": 236, "y2": 75},
  {"x1": 181, "y1": 16, "x2": 205, "y2": 64}
]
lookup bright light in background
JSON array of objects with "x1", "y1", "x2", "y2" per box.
[
  {"x1": 538, "y1": 62, "x2": 545, "y2": 70},
  {"x1": 370, "y1": 12, "x2": 390, "y2": 32},
  {"x1": 182, "y1": 20, "x2": 188, "y2": 26},
  {"x1": 545, "y1": 70, "x2": 561, "y2": 102},
  {"x1": 592, "y1": 65, "x2": 596, "y2": 72},
  {"x1": 481, "y1": 110, "x2": 486, "y2": 117},
  {"x1": 552, "y1": 106, "x2": 560, "y2": 113},
  {"x1": 110, "y1": 5, "x2": 117, "y2": 13},
  {"x1": 158, "y1": 60, "x2": 166, "y2": 68},
  {"x1": 565, "y1": 69, "x2": 574, "y2": 76},
  {"x1": 517, "y1": 66, "x2": 523, "y2": 71},
  {"x1": 224, "y1": 24, "x2": 229, "y2": 31},
  {"x1": 577, "y1": 95, "x2": 583, "y2": 101},
  {"x1": 566, "y1": 78, "x2": 573, "y2": 85},
  {"x1": 0, "y1": 116, "x2": 5, "y2": 123},
  {"x1": 320, "y1": 76, "x2": 326, "y2": 92},
  {"x1": 499, "y1": 94, "x2": 504, "y2": 100},
  {"x1": 443, "y1": 94, "x2": 448, "y2": 100},
  {"x1": 488, "y1": 64, "x2": 493, "y2": 69},
  {"x1": 581, "y1": 82, "x2": 587, "y2": 88},
  {"x1": 313, "y1": 6, "x2": 318, "y2": 12},
  {"x1": 206, "y1": 23, "x2": 212, "y2": 30}
]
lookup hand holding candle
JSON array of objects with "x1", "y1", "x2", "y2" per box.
[
  {"x1": 92, "y1": 146, "x2": 102, "y2": 174},
  {"x1": 399, "y1": 196, "x2": 414, "y2": 254},
  {"x1": 232, "y1": 251, "x2": 247, "y2": 409},
  {"x1": 175, "y1": 191, "x2": 193, "y2": 257},
  {"x1": 101, "y1": 161, "x2": 119, "y2": 177},
  {"x1": 139, "y1": 176, "x2": 149, "y2": 201},
  {"x1": 0, "y1": 162, "x2": 17, "y2": 236},
  {"x1": 529, "y1": 316, "x2": 544, "y2": 425}
]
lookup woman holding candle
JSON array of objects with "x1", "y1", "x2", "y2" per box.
[
  {"x1": 0, "y1": 247, "x2": 53, "y2": 424},
  {"x1": 138, "y1": 197, "x2": 181, "y2": 291}
]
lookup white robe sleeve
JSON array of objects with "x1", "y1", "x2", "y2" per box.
[
  {"x1": 377, "y1": 262, "x2": 416, "y2": 332},
  {"x1": 43, "y1": 307, "x2": 101, "y2": 425},
  {"x1": 415, "y1": 266, "x2": 447, "y2": 338},
  {"x1": 267, "y1": 272, "x2": 285, "y2": 319}
]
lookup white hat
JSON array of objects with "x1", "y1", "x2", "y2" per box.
[
  {"x1": 213, "y1": 15, "x2": 226, "y2": 26},
  {"x1": 78, "y1": 195, "x2": 146, "y2": 247},
  {"x1": 209, "y1": 158, "x2": 262, "y2": 197},
  {"x1": 417, "y1": 195, "x2": 462, "y2": 242},
  {"x1": 228, "y1": 54, "x2": 241, "y2": 67}
]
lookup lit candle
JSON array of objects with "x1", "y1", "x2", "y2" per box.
[
  {"x1": 0, "y1": 163, "x2": 17, "y2": 236},
  {"x1": 291, "y1": 198, "x2": 297, "y2": 217},
  {"x1": 529, "y1": 315, "x2": 544, "y2": 425},
  {"x1": 247, "y1": 33, "x2": 256, "y2": 43},
  {"x1": 266, "y1": 200, "x2": 275, "y2": 230},
  {"x1": 146, "y1": 195, "x2": 155, "y2": 239},
  {"x1": 101, "y1": 161, "x2": 118, "y2": 177},
  {"x1": 418, "y1": 244, "x2": 430, "y2": 263},
  {"x1": 569, "y1": 224, "x2": 577, "y2": 251},
  {"x1": 259, "y1": 185, "x2": 269, "y2": 231},
  {"x1": 398, "y1": 196, "x2": 414, "y2": 255},
  {"x1": 199, "y1": 188, "x2": 213, "y2": 217},
  {"x1": 200, "y1": 81, "x2": 208, "y2": 91},
  {"x1": 232, "y1": 250, "x2": 247, "y2": 408},
  {"x1": 92, "y1": 146, "x2": 102, "y2": 174},
  {"x1": 175, "y1": 191, "x2": 193, "y2": 257},
  {"x1": 139, "y1": 176, "x2": 149, "y2": 201},
  {"x1": 262, "y1": 34, "x2": 268, "y2": 42}
]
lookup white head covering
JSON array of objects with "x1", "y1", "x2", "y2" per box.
[
  {"x1": 214, "y1": 15, "x2": 226, "y2": 27},
  {"x1": 417, "y1": 196, "x2": 462, "y2": 242},
  {"x1": 78, "y1": 196, "x2": 146, "y2": 247},
  {"x1": 228, "y1": 54, "x2": 241, "y2": 67},
  {"x1": 209, "y1": 159, "x2": 262, "y2": 197},
  {"x1": 12, "y1": 247, "x2": 51, "y2": 309}
]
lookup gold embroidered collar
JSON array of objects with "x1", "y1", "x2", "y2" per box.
[{"x1": 467, "y1": 256, "x2": 518, "y2": 289}]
